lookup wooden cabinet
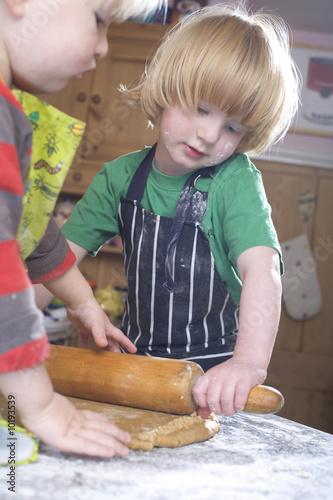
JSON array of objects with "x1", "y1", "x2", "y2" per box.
[
  {"x1": 256, "y1": 159, "x2": 333, "y2": 434},
  {"x1": 38, "y1": 22, "x2": 333, "y2": 433}
]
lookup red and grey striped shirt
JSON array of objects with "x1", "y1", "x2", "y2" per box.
[{"x1": 0, "y1": 77, "x2": 75, "y2": 373}]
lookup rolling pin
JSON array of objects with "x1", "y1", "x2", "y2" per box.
[{"x1": 45, "y1": 345, "x2": 284, "y2": 415}]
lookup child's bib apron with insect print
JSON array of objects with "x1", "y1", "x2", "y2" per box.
[
  {"x1": 12, "y1": 90, "x2": 85, "y2": 260},
  {"x1": 119, "y1": 145, "x2": 239, "y2": 371}
]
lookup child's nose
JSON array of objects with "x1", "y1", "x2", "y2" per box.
[
  {"x1": 95, "y1": 27, "x2": 109, "y2": 59},
  {"x1": 197, "y1": 121, "x2": 221, "y2": 144}
]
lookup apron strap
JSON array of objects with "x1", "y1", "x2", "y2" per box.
[
  {"x1": 126, "y1": 143, "x2": 157, "y2": 202},
  {"x1": 164, "y1": 165, "x2": 215, "y2": 293}
]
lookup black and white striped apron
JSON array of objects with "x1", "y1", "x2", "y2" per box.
[{"x1": 119, "y1": 145, "x2": 239, "y2": 370}]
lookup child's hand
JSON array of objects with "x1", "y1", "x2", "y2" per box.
[
  {"x1": 66, "y1": 296, "x2": 137, "y2": 353},
  {"x1": 192, "y1": 357, "x2": 266, "y2": 418},
  {"x1": 21, "y1": 392, "x2": 131, "y2": 458},
  {"x1": 1, "y1": 364, "x2": 131, "y2": 458},
  {"x1": 42, "y1": 265, "x2": 136, "y2": 353}
]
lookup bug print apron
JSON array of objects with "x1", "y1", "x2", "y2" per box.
[
  {"x1": 119, "y1": 145, "x2": 239, "y2": 371},
  {"x1": 13, "y1": 90, "x2": 85, "y2": 260}
]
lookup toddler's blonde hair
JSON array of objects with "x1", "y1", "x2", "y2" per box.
[
  {"x1": 113, "y1": 0, "x2": 165, "y2": 22},
  {"x1": 122, "y1": 3, "x2": 300, "y2": 155}
]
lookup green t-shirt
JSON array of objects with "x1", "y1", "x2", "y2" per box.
[{"x1": 62, "y1": 147, "x2": 282, "y2": 304}]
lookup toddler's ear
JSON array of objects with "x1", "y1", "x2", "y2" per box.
[{"x1": 4, "y1": 0, "x2": 27, "y2": 17}]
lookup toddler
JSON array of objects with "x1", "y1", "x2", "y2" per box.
[
  {"x1": 0, "y1": 0, "x2": 161, "y2": 460},
  {"x1": 61, "y1": 4, "x2": 299, "y2": 417}
]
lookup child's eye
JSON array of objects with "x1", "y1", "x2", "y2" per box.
[
  {"x1": 197, "y1": 106, "x2": 209, "y2": 115},
  {"x1": 226, "y1": 124, "x2": 237, "y2": 133},
  {"x1": 95, "y1": 13, "x2": 105, "y2": 26},
  {"x1": 226, "y1": 124, "x2": 245, "y2": 135}
]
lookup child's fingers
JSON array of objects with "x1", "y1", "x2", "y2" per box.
[
  {"x1": 233, "y1": 380, "x2": 251, "y2": 413},
  {"x1": 192, "y1": 375, "x2": 209, "y2": 409},
  {"x1": 91, "y1": 330, "x2": 108, "y2": 348},
  {"x1": 104, "y1": 339, "x2": 122, "y2": 352},
  {"x1": 72, "y1": 437, "x2": 129, "y2": 458},
  {"x1": 197, "y1": 406, "x2": 212, "y2": 419},
  {"x1": 70, "y1": 411, "x2": 131, "y2": 457},
  {"x1": 104, "y1": 323, "x2": 137, "y2": 353},
  {"x1": 67, "y1": 431, "x2": 130, "y2": 458},
  {"x1": 216, "y1": 380, "x2": 237, "y2": 416}
]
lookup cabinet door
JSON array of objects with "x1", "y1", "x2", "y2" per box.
[{"x1": 83, "y1": 27, "x2": 162, "y2": 163}]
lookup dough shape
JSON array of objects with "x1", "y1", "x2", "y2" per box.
[
  {"x1": 128, "y1": 412, "x2": 220, "y2": 450},
  {"x1": 68, "y1": 397, "x2": 220, "y2": 451}
]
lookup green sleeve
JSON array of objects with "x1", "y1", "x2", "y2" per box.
[
  {"x1": 62, "y1": 148, "x2": 149, "y2": 254},
  {"x1": 204, "y1": 154, "x2": 282, "y2": 304}
]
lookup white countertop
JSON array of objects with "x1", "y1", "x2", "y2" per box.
[{"x1": 1, "y1": 411, "x2": 332, "y2": 500}]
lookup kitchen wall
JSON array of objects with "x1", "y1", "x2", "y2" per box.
[
  {"x1": 203, "y1": 0, "x2": 333, "y2": 167},
  {"x1": 282, "y1": 29, "x2": 333, "y2": 162}
]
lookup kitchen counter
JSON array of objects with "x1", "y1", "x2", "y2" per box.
[{"x1": 1, "y1": 412, "x2": 332, "y2": 500}]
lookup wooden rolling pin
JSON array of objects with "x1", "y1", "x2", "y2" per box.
[{"x1": 45, "y1": 345, "x2": 284, "y2": 415}]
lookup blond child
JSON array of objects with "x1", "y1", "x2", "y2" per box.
[
  {"x1": 60, "y1": 4, "x2": 299, "y2": 419},
  {"x1": 0, "y1": 0, "x2": 161, "y2": 459}
]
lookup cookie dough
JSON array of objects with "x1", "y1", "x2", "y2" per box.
[
  {"x1": 68, "y1": 397, "x2": 220, "y2": 451},
  {"x1": 129, "y1": 412, "x2": 220, "y2": 451}
]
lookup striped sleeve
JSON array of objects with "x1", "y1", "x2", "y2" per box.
[
  {"x1": 26, "y1": 217, "x2": 76, "y2": 283},
  {"x1": 0, "y1": 79, "x2": 50, "y2": 373}
]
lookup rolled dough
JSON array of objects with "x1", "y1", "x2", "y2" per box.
[{"x1": 68, "y1": 397, "x2": 220, "y2": 451}]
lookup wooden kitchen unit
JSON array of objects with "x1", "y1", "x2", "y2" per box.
[
  {"x1": 38, "y1": 23, "x2": 333, "y2": 433},
  {"x1": 257, "y1": 159, "x2": 333, "y2": 434}
]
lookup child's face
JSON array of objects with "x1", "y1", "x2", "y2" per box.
[
  {"x1": 155, "y1": 102, "x2": 247, "y2": 176},
  {"x1": 7, "y1": 0, "x2": 118, "y2": 94}
]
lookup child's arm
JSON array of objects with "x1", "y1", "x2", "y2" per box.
[
  {"x1": 34, "y1": 241, "x2": 127, "y2": 353},
  {"x1": 0, "y1": 364, "x2": 131, "y2": 457},
  {"x1": 42, "y1": 263, "x2": 136, "y2": 353},
  {"x1": 192, "y1": 246, "x2": 281, "y2": 417},
  {"x1": 33, "y1": 240, "x2": 88, "y2": 311}
]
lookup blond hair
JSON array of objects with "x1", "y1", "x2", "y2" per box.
[
  {"x1": 121, "y1": 3, "x2": 300, "y2": 155},
  {"x1": 113, "y1": 0, "x2": 165, "y2": 22}
]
